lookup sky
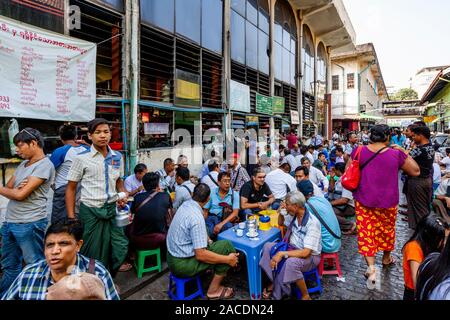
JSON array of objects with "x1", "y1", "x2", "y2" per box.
[{"x1": 342, "y1": 0, "x2": 450, "y2": 90}]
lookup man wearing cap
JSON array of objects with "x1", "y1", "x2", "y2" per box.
[
  {"x1": 297, "y1": 180, "x2": 341, "y2": 254},
  {"x1": 1, "y1": 219, "x2": 119, "y2": 300},
  {"x1": 228, "y1": 153, "x2": 251, "y2": 192}
]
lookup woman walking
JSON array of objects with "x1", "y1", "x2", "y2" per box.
[{"x1": 350, "y1": 124, "x2": 420, "y2": 289}]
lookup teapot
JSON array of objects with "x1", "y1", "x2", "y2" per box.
[{"x1": 115, "y1": 204, "x2": 131, "y2": 227}]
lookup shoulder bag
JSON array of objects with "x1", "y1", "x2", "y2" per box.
[
  {"x1": 307, "y1": 202, "x2": 341, "y2": 240},
  {"x1": 341, "y1": 146, "x2": 388, "y2": 192}
]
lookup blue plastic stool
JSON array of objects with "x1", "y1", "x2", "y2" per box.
[
  {"x1": 293, "y1": 268, "x2": 323, "y2": 299},
  {"x1": 168, "y1": 273, "x2": 204, "y2": 300}
]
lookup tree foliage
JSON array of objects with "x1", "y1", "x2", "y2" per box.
[{"x1": 393, "y1": 88, "x2": 419, "y2": 101}]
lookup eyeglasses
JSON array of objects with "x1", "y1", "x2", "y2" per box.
[
  {"x1": 20, "y1": 128, "x2": 38, "y2": 141},
  {"x1": 436, "y1": 218, "x2": 450, "y2": 229}
]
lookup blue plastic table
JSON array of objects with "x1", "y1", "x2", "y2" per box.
[{"x1": 218, "y1": 227, "x2": 281, "y2": 300}]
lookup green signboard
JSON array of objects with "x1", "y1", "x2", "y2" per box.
[
  {"x1": 272, "y1": 96, "x2": 285, "y2": 114},
  {"x1": 256, "y1": 93, "x2": 273, "y2": 115}
]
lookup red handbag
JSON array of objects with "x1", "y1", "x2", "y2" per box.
[{"x1": 341, "y1": 146, "x2": 363, "y2": 192}]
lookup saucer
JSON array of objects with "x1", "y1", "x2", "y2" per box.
[{"x1": 246, "y1": 231, "x2": 259, "y2": 238}]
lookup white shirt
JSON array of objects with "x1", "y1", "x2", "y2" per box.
[
  {"x1": 124, "y1": 174, "x2": 143, "y2": 194},
  {"x1": 440, "y1": 157, "x2": 450, "y2": 171},
  {"x1": 53, "y1": 145, "x2": 87, "y2": 190},
  {"x1": 436, "y1": 178, "x2": 450, "y2": 196},
  {"x1": 174, "y1": 181, "x2": 196, "y2": 211},
  {"x1": 201, "y1": 171, "x2": 219, "y2": 190},
  {"x1": 312, "y1": 182, "x2": 324, "y2": 198},
  {"x1": 265, "y1": 169, "x2": 297, "y2": 200},
  {"x1": 332, "y1": 177, "x2": 355, "y2": 207},
  {"x1": 433, "y1": 163, "x2": 442, "y2": 184},
  {"x1": 309, "y1": 166, "x2": 329, "y2": 190},
  {"x1": 336, "y1": 156, "x2": 345, "y2": 164},
  {"x1": 284, "y1": 154, "x2": 300, "y2": 173},
  {"x1": 306, "y1": 152, "x2": 314, "y2": 164},
  {"x1": 295, "y1": 155, "x2": 304, "y2": 168}
]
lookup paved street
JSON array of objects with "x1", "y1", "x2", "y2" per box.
[{"x1": 123, "y1": 215, "x2": 413, "y2": 300}]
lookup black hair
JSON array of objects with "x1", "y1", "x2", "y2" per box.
[
  {"x1": 134, "y1": 163, "x2": 147, "y2": 174},
  {"x1": 316, "y1": 145, "x2": 323, "y2": 150},
  {"x1": 45, "y1": 219, "x2": 83, "y2": 242},
  {"x1": 176, "y1": 167, "x2": 190, "y2": 181},
  {"x1": 208, "y1": 161, "x2": 219, "y2": 172},
  {"x1": 295, "y1": 166, "x2": 309, "y2": 176},
  {"x1": 411, "y1": 125, "x2": 431, "y2": 140},
  {"x1": 335, "y1": 146, "x2": 344, "y2": 153},
  {"x1": 211, "y1": 150, "x2": 216, "y2": 158},
  {"x1": 301, "y1": 157, "x2": 310, "y2": 164},
  {"x1": 347, "y1": 132, "x2": 356, "y2": 141},
  {"x1": 300, "y1": 146, "x2": 308, "y2": 155},
  {"x1": 218, "y1": 171, "x2": 231, "y2": 181},
  {"x1": 164, "y1": 158, "x2": 174, "y2": 167},
  {"x1": 403, "y1": 214, "x2": 447, "y2": 258},
  {"x1": 13, "y1": 128, "x2": 44, "y2": 148},
  {"x1": 334, "y1": 162, "x2": 346, "y2": 173},
  {"x1": 308, "y1": 145, "x2": 314, "y2": 150},
  {"x1": 318, "y1": 152, "x2": 325, "y2": 159},
  {"x1": 414, "y1": 121, "x2": 427, "y2": 127},
  {"x1": 192, "y1": 183, "x2": 211, "y2": 203},
  {"x1": 446, "y1": 148, "x2": 450, "y2": 155},
  {"x1": 280, "y1": 162, "x2": 291, "y2": 172},
  {"x1": 59, "y1": 125, "x2": 77, "y2": 141},
  {"x1": 414, "y1": 216, "x2": 450, "y2": 300},
  {"x1": 252, "y1": 167, "x2": 266, "y2": 177},
  {"x1": 142, "y1": 172, "x2": 160, "y2": 191},
  {"x1": 279, "y1": 144, "x2": 285, "y2": 151},
  {"x1": 284, "y1": 148, "x2": 291, "y2": 156},
  {"x1": 369, "y1": 124, "x2": 391, "y2": 143},
  {"x1": 87, "y1": 118, "x2": 109, "y2": 134}
]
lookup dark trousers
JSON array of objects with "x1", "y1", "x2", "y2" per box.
[
  {"x1": 333, "y1": 205, "x2": 355, "y2": 231},
  {"x1": 406, "y1": 177, "x2": 432, "y2": 229},
  {"x1": 403, "y1": 286, "x2": 415, "y2": 300}
]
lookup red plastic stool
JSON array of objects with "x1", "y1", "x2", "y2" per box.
[{"x1": 318, "y1": 252, "x2": 343, "y2": 277}]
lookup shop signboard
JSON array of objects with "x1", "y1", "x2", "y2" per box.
[
  {"x1": 256, "y1": 93, "x2": 273, "y2": 115},
  {"x1": 272, "y1": 96, "x2": 285, "y2": 114},
  {"x1": 0, "y1": 15, "x2": 96, "y2": 121},
  {"x1": 290, "y1": 110, "x2": 300, "y2": 125},
  {"x1": 230, "y1": 80, "x2": 250, "y2": 113}
]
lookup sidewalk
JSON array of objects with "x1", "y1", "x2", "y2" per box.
[{"x1": 121, "y1": 216, "x2": 413, "y2": 300}]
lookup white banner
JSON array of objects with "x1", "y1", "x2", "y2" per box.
[
  {"x1": 0, "y1": 15, "x2": 96, "y2": 121},
  {"x1": 230, "y1": 80, "x2": 250, "y2": 113},
  {"x1": 291, "y1": 110, "x2": 300, "y2": 125}
]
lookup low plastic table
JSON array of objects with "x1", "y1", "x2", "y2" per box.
[{"x1": 218, "y1": 227, "x2": 281, "y2": 300}]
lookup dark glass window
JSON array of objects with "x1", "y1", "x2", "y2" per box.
[
  {"x1": 283, "y1": 28, "x2": 291, "y2": 50},
  {"x1": 176, "y1": 0, "x2": 201, "y2": 44},
  {"x1": 275, "y1": 43, "x2": 283, "y2": 81},
  {"x1": 141, "y1": 0, "x2": 175, "y2": 32},
  {"x1": 202, "y1": 0, "x2": 223, "y2": 53},
  {"x1": 290, "y1": 52, "x2": 296, "y2": 86},
  {"x1": 247, "y1": 0, "x2": 258, "y2": 25},
  {"x1": 332, "y1": 75, "x2": 339, "y2": 91},
  {"x1": 258, "y1": 30, "x2": 269, "y2": 74},
  {"x1": 246, "y1": 22, "x2": 258, "y2": 69},
  {"x1": 231, "y1": 10, "x2": 246, "y2": 64},
  {"x1": 347, "y1": 73, "x2": 355, "y2": 89},
  {"x1": 303, "y1": 25, "x2": 314, "y2": 95},
  {"x1": 98, "y1": 0, "x2": 124, "y2": 12},
  {"x1": 231, "y1": 0, "x2": 246, "y2": 16},
  {"x1": 283, "y1": 48, "x2": 290, "y2": 83}
]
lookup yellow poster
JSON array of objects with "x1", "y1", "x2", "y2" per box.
[{"x1": 176, "y1": 79, "x2": 200, "y2": 100}]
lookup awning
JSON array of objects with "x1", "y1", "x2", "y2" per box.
[
  {"x1": 360, "y1": 114, "x2": 384, "y2": 120},
  {"x1": 332, "y1": 114, "x2": 360, "y2": 121}
]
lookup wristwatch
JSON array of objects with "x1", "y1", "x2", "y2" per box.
[{"x1": 284, "y1": 252, "x2": 289, "y2": 259}]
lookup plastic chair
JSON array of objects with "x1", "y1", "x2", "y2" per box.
[
  {"x1": 293, "y1": 268, "x2": 323, "y2": 299},
  {"x1": 318, "y1": 252, "x2": 343, "y2": 277},
  {"x1": 168, "y1": 273, "x2": 204, "y2": 300},
  {"x1": 134, "y1": 248, "x2": 161, "y2": 278}
]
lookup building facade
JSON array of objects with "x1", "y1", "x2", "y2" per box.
[
  {"x1": 330, "y1": 43, "x2": 388, "y2": 132},
  {"x1": 422, "y1": 67, "x2": 450, "y2": 132},
  {"x1": 0, "y1": 0, "x2": 356, "y2": 176}
]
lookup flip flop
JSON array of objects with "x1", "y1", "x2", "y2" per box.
[
  {"x1": 382, "y1": 256, "x2": 397, "y2": 267},
  {"x1": 262, "y1": 287, "x2": 273, "y2": 300},
  {"x1": 118, "y1": 262, "x2": 133, "y2": 272},
  {"x1": 207, "y1": 287, "x2": 234, "y2": 300}
]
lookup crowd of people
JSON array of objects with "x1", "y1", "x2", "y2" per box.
[{"x1": 0, "y1": 118, "x2": 449, "y2": 300}]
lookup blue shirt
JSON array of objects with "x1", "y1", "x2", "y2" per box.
[
  {"x1": 204, "y1": 187, "x2": 240, "y2": 217},
  {"x1": 305, "y1": 196, "x2": 341, "y2": 253},
  {"x1": 167, "y1": 199, "x2": 208, "y2": 258},
  {"x1": 391, "y1": 135, "x2": 406, "y2": 147}
]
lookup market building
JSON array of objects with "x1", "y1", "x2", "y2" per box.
[
  {"x1": 421, "y1": 67, "x2": 450, "y2": 132},
  {"x1": 0, "y1": 0, "x2": 356, "y2": 183},
  {"x1": 330, "y1": 43, "x2": 388, "y2": 132}
]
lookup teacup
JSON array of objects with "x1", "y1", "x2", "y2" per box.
[
  {"x1": 238, "y1": 222, "x2": 246, "y2": 229},
  {"x1": 248, "y1": 230, "x2": 258, "y2": 237},
  {"x1": 236, "y1": 229, "x2": 244, "y2": 237}
]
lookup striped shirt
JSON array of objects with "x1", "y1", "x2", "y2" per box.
[
  {"x1": 284, "y1": 210, "x2": 322, "y2": 256},
  {"x1": 67, "y1": 147, "x2": 124, "y2": 208},
  {"x1": 230, "y1": 163, "x2": 251, "y2": 192},
  {"x1": 167, "y1": 199, "x2": 208, "y2": 258},
  {"x1": 1, "y1": 254, "x2": 119, "y2": 300},
  {"x1": 173, "y1": 181, "x2": 195, "y2": 211},
  {"x1": 156, "y1": 168, "x2": 176, "y2": 193}
]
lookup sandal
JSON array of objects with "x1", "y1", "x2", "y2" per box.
[
  {"x1": 342, "y1": 223, "x2": 357, "y2": 235},
  {"x1": 262, "y1": 288, "x2": 273, "y2": 300},
  {"x1": 365, "y1": 266, "x2": 377, "y2": 290},
  {"x1": 118, "y1": 262, "x2": 133, "y2": 272},
  {"x1": 207, "y1": 287, "x2": 235, "y2": 300},
  {"x1": 382, "y1": 256, "x2": 397, "y2": 267}
]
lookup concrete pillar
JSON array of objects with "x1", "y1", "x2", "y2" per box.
[
  {"x1": 326, "y1": 46, "x2": 332, "y2": 139},
  {"x1": 297, "y1": 12, "x2": 304, "y2": 136},
  {"x1": 223, "y1": 0, "x2": 233, "y2": 149},
  {"x1": 129, "y1": 0, "x2": 139, "y2": 171},
  {"x1": 269, "y1": 0, "x2": 276, "y2": 141},
  {"x1": 313, "y1": 36, "x2": 318, "y2": 136}
]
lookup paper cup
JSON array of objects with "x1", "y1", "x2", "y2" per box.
[{"x1": 236, "y1": 229, "x2": 244, "y2": 237}]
